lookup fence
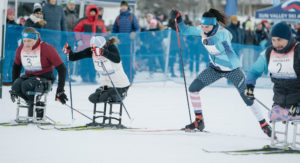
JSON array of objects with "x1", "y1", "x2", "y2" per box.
[{"x1": 1, "y1": 24, "x2": 272, "y2": 88}]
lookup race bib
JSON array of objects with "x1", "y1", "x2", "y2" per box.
[
  {"x1": 21, "y1": 45, "x2": 42, "y2": 72},
  {"x1": 268, "y1": 48, "x2": 297, "y2": 79},
  {"x1": 92, "y1": 53, "x2": 115, "y2": 76},
  {"x1": 202, "y1": 37, "x2": 221, "y2": 55}
]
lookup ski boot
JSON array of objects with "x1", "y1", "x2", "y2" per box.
[
  {"x1": 185, "y1": 118, "x2": 205, "y2": 131},
  {"x1": 260, "y1": 120, "x2": 272, "y2": 137}
]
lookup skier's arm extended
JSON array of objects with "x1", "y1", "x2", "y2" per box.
[{"x1": 69, "y1": 47, "x2": 93, "y2": 61}]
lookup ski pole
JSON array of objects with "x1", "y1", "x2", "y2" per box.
[
  {"x1": 65, "y1": 104, "x2": 93, "y2": 121},
  {"x1": 99, "y1": 60, "x2": 132, "y2": 120},
  {"x1": 174, "y1": 18, "x2": 193, "y2": 123},
  {"x1": 255, "y1": 98, "x2": 271, "y2": 111},
  {"x1": 64, "y1": 43, "x2": 74, "y2": 119}
]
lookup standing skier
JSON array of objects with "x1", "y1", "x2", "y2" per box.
[
  {"x1": 169, "y1": 8, "x2": 272, "y2": 137},
  {"x1": 63, "y1": 36, "x2": 130, "y2": 103},
  {"x1": 246, "y1": 22, "x2": 300, "y2": 120},
  {"x1": 10, "y1": 27, "x2": 68, "y2": 117}
]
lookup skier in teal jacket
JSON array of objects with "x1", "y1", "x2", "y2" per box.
[{"x1": 170, "y1": 8, "x2": 272, "y2": 137}]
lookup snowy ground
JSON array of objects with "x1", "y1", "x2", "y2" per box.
[{"x1": 0, "y1": 81, "x2": 299, "y2": 163}]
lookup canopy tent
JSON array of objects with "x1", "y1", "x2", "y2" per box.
[{"x1": 255, "y1": 0, "x2": 300, "y2": 21}]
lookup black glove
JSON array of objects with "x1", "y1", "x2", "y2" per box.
[
  {"x1": 169, "y1": 8, "x2": 182, "y2": 23},
  {"x1": 55, "y1": 90, "x2": 68, "y2": 104},
  {"x1": 288, "y1": 105, "x2": 300, "y2": 116},
  {"x1": 9, "y1": 90, "x2": 18, "y2": 103},
  {"x1": 244, "y1": 84, "x2": 254, "y2": 100}
]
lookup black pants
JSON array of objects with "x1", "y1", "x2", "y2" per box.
[
  {"x1": 12, "y1": 75, "x2": 50, "y2": 104},
  {"x1": 88, "y1": 86, "x2": 129, "y2": 103},
  {"x1": 189, "y1": 66, "x2": 253, "y2": 106}
]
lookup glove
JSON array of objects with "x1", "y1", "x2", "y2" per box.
[
  {"x1": 63, "y1": 43, "x2": 71, "y2": 54},
  {"x1": 38, "y1": 20, "x2": 46, "y2": 25},
  {"x1": 244, "y1": 84, "x2": 254, "y2": 100},
  {"x1": 169, "y1": 8, "x2": 182, "y2": 23},
  {"x1": 9, "y1": 90, "x2": 18, "y2": 103},
  {"x1": 288, "y1": 105, "x2": 300, "y2": 116},
  {"x1": 55, "y1": 90, "x2": 68, "y2": 104},
  {"x1": 91, "y1": 44, "x2": 103, "y2": 56}
]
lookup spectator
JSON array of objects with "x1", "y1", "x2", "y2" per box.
[
  {"x1": 18, "y1": 17, "x2": 26, "y2": 26},
  {"x1": 6, "y1": 8, "x2": 16, "y2": 25},
  {"x1": 243, "y1": 21, "x2": 257, "y2": 45},
  {"x1": 112, "y1": 0, "x2": 139, "y2": 83},
  {"x1": 98, "y1": 6, "x2": 104, "y2": 23},
  {"x1": 43, "y1": 0, "x2": 66, "y2": 31},
  {"x1": 112, "y1": 1, "x2": 139, "y2": 33},
  {"x1": 226, "y1": 15, "x2": 244, "y2": 44},
  {"x1": 296, "y1": 23, "x2": 300, "y2": 42},
  {"x1": 241, "y1": 21, "x2": 258, "y2": 71},
  {"x1": 73, "y1": 4, "x2": 107, "y2": 83},
  {"x1": 2, "y1": 8, "x2": 19, "y2": 84},
  {"x1": 25, "y1": 3, "x2": 46, "y2": 29},
  {"x1": 64, "y1": 0, "x2": 78, "y2": 32},
  {"x1": 255, "y1": 23, "x2": 269, "y2": 48},
  {"x1": 73, "y1": 5, "x2": 106, "y2": 34},
  {"x1": 183, "y1": 13, "x2": 192, "y2": 26},
  {"x1": 194, "y1": 18, "x2": 201, "y2": 26}
]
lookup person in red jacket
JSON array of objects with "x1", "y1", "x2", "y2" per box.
[
  {"x1": 73, "y1": 4, "x2": 107, "y2": 83},
  {"x1": 10, "y1": 27, "x2": 68, "y2": 118},
  {"x1": 73, "y1": 4, "x2": 107, "y2": 37}
]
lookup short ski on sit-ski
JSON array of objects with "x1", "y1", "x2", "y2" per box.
[{"x1": 202, "y1": 145, "x2": 300, "y2": 155}]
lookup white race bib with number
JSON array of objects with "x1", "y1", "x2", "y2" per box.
[
  {"x1": 92, "y1": 53, "x2": 115, "y2": 76},
  {"x1": 21, "y1": 45, "x2": 42, "y2": 72},
  {"x1": 268, "y1": 48, "x2": 297, "y2": 79},
  {"x1": 202, "y1": 36, "x2": 221, "y2": 55}
]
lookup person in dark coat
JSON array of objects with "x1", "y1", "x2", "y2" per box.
[
  {"x1": 226, "y1": 15, "x2": 244, "y2": 44},
  {"x1": 25, "y1": 3, "x2": 46, "y2": 29},
  {"x1": 64, "y1": 0, "x2": 78, "y2": 32},
  {"x1": 112, "y1": 1, "x2": 139, "y2": 83},
  {"x1": 112, "y1": 1, "x2": 139, "y2": 33},
  {"x1": 42, "y1": 0, "x2": 66, "y2": 31}
]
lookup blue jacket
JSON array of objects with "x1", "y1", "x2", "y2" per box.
[
  {"x1": 226, "y1": 23, "x2": 244, "y2": 44},
  {"x1": 43, "y1": 3, "x2": 67, "y2": 31},
  {"x1": 112, "y1": 9, "x2": 139, "y2": 33},
  {"x1": 178, "y1": 22, "x2": 241, "y2": 71}
]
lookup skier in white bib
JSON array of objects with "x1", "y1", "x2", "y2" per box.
[{"x1": 63, "y1": 36, "x2": 130, "y2": 103}]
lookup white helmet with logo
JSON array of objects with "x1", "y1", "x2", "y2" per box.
[{"x1": 90, "y1": 36, "x2": 106, "y2": 48}]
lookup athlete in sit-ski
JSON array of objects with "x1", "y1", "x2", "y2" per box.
[
  {"x1": 169, "y1": 8, "x2": 272, "y2": 137},
  {"x1": 246, "y1": 22, "x2": 300, "y2": 121},
  {"x1": 63, "y1": 36, "x2": 130, "y2": 104},
  {"x1": 10, "y1": 27, "x2": 68, "y2": 118}
]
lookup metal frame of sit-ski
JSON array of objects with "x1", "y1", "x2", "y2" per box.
[
  {"x1": 271, "y1": 120, "x2": 300, "y2": 150},
  {"x1": 16, "y1": 81, "x2": 52, "y2": 123}
]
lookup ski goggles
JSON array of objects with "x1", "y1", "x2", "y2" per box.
[
  {"x1": 201, "y1": 17, "x2": 217, "y2": 25},
  {"x1": 22, "y1": 32, "x2": 38, "y2": 40}
]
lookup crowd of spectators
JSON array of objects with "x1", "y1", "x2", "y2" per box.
[{"x1": 4, "y1": 0, "x2": 300, "y2": 83}]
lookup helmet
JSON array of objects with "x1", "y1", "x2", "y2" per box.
[{"x1": 90, "y1": 36, "x2": 106, "y2": 48}]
